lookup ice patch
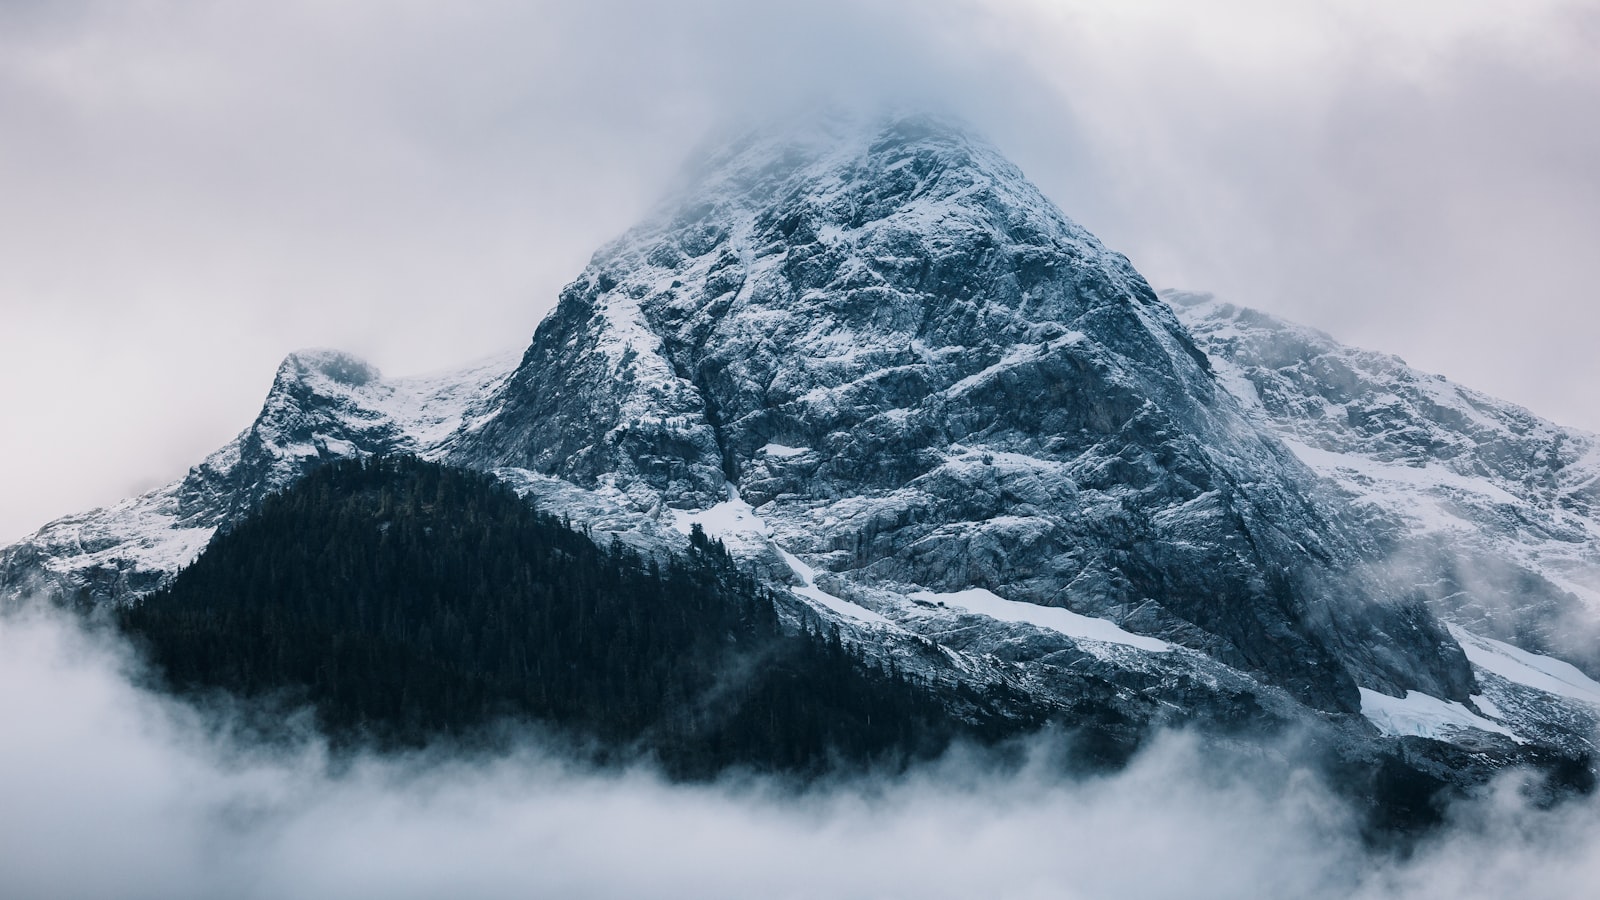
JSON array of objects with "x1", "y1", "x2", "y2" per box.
[
  {"x1": 760, "y1": 443, "x2": 809, "y2": 458},
  {"x1": 1283, "y1": 438, "x2": 1522, "y2": 506},
  {"x1": 1471, "y1": 693, "x2": 1506, "y2": 721},
  {"x1": 669, "y1": 487, "x2": 781, "y2": 557},
  {"x1": 776, "y1": 549, "x2": 891, "y2": 627},
  {"x1": 908, "y1": 587, "x2": 1170, "y2": 653},
  {"x1": 1359, "y1": 687, "x2": 1522, "y2": 742},
  {"x1": 1449, "y1": 626, "x2": 1600, "y2": 707}
]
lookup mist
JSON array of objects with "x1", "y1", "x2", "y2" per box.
[
  {"x1": 4, "y1": 0, "x2": 1600, "y2": 544},
  {"x1": 2, "y1": 602, "x2": 1598, "y2": 900}
]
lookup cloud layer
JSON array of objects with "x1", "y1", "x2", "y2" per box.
[{"x1": 7, "y1": 603, "x2": 1600, "y2": 899}]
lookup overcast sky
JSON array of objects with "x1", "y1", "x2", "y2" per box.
[{"x1": 3, "y1": 0, "x2": 1597, "y2": 543}]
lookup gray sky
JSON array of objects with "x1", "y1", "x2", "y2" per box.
[{"x1": 3, "y1": 0, "x2": 1597, "y2": 543}]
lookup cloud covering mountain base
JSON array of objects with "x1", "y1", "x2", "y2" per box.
[{"x1": 4, "y1": 604, "x2": 1599, "y2": 900}]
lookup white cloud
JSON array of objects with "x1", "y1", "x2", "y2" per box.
[{"x1": 7, "y1": 603, "x2": 1600, "y2": 899}]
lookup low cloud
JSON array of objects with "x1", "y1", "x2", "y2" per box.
[{"x1": 4, "y1": 603, "x2": 1600, "y2": 899}]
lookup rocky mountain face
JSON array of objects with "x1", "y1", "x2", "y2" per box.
[
  {"x1": 5, "y1": 114, "x2": 1598, "y2": 781},
  {"x1": 452, "y1": 116, "x2": 1472, "y2": 715},
  {"x1": 1171, "y1": 291, "x2": 1600, "y2": 678}
]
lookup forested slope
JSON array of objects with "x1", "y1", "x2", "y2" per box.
[{"x1": 118, "y1": 456, "x2": 1039, "y2": 775}]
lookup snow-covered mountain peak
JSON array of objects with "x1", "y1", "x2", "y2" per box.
[
  {"x1": 446, "y1": 115, "x2": 1483, "y2": 714},
  {"x1": 274, "y1": 348, "x2": 383, "y2": 388},
  {"x1": 9, "y1": 120, "x2": 1599, "y2": 777},
  {"x1": 594, "y1": 111, "x2": 1147, "y2": 316},
  {"x1": 0, "y1": 348, "x2": 521, "y2": 605}
]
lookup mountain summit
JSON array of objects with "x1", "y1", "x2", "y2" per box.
[
  {"x1": 6, "y1": 114, "x2": 1597, "y2": 793},
  {"x1": 450, "y1": 113, "x2": 1468, "y2": 713}
]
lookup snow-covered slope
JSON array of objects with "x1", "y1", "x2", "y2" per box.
[{"x1": 4, "y1": 114, "x2": 1595, "y2": 780}]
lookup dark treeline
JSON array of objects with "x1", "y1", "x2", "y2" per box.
[{"x1": 118, "y1": 456, "x2": 1037, "y2": 776}]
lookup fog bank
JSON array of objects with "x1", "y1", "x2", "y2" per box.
[{"x1": 4, "y1": 605, "x2": 1600, "y2": 899}]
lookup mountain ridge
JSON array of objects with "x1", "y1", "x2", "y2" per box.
[
  {"x1": 447, "y1": 112, "x2": 1472, "y2": 713},
  {"x1": 1170, "y1": 290, "x2": 1600, "y2": 677}
]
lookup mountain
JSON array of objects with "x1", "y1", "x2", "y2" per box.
[
  {"x1": 451, "y1": 115, "x2": 1474, "y2": 714},
  {"x1": 5, "y1": 113, "x2": 1597, "y2": 801}
]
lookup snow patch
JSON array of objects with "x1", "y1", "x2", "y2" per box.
[
  {"x1": 1283, "y1": 438, "x2": 1522, "y2": 507},
  {"x1": 776, "y1": 549, "x2": 892, "y2": 626},
  {"x1": 1359, "y1": 687, "x2": 1522, "y2": 742},
  {"x1": 760, "y1": 443, "x2": 809, "y2": 458},
  {"x1": 669, "y1": 487, "x2": 777, "y2": 557},
  {"x1": 1471, "y1": 693, "x2": 1506, "y2": 721},
  {"x1": 1449, "y1": 626, "x2": 1600, "y2": 707},
  {"x1": 945, "y1": 332, "x2": 1085, "y2": 397},
  {"x1": 1280, "y1": 437, "x2": 1524, "y2": 534},
  {"x1": 908, "y1": 587, "x2": 1170, "y2": 653}
]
